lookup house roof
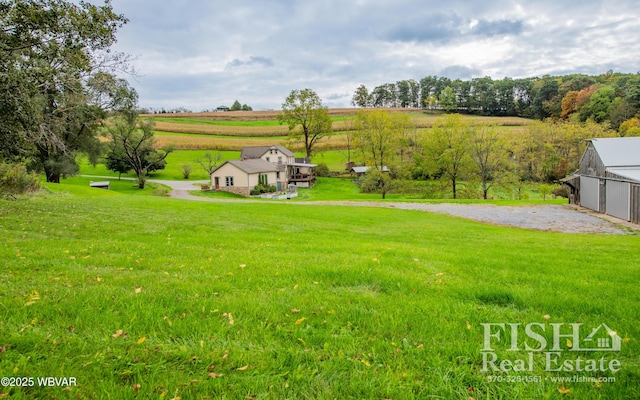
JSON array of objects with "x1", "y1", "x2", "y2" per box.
[
  {"x1": 589, "y1": 137, "x2": 640, "y2": 167},
  {"x1": 241, "y1": 145, "x2": 295, "y2": 159},
  {"x1": 217, "y1": 159, "x2": 279, "y2": 174}
]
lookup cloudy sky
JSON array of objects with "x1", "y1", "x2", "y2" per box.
[{"x1": 106, "y1": 0, "x2": 640, "y2": 111}]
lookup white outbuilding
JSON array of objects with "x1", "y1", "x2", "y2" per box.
[{"x1": 563, "y1": 137, "x2": 640, "y2": 224}]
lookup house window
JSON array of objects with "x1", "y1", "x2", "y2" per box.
[
  {"x1": 276, "y1": 172, "x2": 280, "y2": 179},
  {"x1": 278, "y1": 156, "x2": 282, "y2": 164},
  {"x1": 266, "y1": 157, "x2": 270, "y2": 162},
  {"x1": 259, "y1": 174, "x2": 268, "y2": 185},
  {"x1": 225, "y1": 176, "x2": 234, "y2": 187}
]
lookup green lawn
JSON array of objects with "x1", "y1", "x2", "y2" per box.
[
  {"x1": 80, "y1": 150, "x2": 241, "y2": 181},
  {"x1": 0, "y1": 183, "x2": 638, "y2": 399}
]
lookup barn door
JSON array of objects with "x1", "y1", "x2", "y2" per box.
[
  {"x1": 580, "y1": 176, "x2": 600, "y2": 212},
  {"x1": 606, "y1": 180, "x2": 631, "y2": 221}
]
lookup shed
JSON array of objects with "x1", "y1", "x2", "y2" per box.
[
  {"x1": 564, "y1": 137, "x2": 640, "y2": 224},
  {"x1": 349, "y1": 166, "x2": 390, "y2": 177},
  {"x1": 89, "y1": 181, "x2": 110, "y2": 190}
]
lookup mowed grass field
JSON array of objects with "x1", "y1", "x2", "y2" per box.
[{"x1": 1, "y1": 183, "x2": 639, "y2": 399}]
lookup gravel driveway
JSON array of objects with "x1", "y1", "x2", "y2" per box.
[
  {"x1": 383, "y1": 203, "x2": 628, "y2": 234},
  {"x1": 142, "y1": 178, "x2": 629, "y2": 234}
]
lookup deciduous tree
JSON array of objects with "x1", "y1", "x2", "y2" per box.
[
  {"x1": 106, "y1": 116, "x2": 172, "y2": 189},
  {"x1": 439, "y1": 87, "x2": 458, "y2": 112},
  {"x1": 278, "y1": 89, "x2": 332, "y2": 159},
  {"x1": 0, "y1": 0, "x2": 131, "y2": 182},
  {"x1": 424, "y1": 114, "x2": 473, "y2": 199},
  {"x1": 196, "y1": 151, "x2": 223, "y2": 187},
  {"x1": 354, "y1": 109, "x2": 410, "y2": 170},
  {"x1": 469, "y1": 126, "x2": 507, "y2": 199},
  {"x1": 352, "y1": 84, "x2": 371, "y2": 108}
]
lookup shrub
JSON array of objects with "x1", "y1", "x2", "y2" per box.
[
  {"x1": 181, "y1": 163, "x2": 192, "y2": 179},
  {"x1": 315, "y1": 163, "x2": 331, "y2": 177},
  {"x1": 252, "y1": 184, "x2": 277, "y2": 195},
  {"x1": 0, "y1": 163, "x2": 41, "y2": 198},
  {"x1": 552, "y1": 184, "x2": 569, "y2": 198}
]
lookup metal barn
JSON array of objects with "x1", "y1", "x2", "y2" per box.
[{"x1": 563, "y1": 137, "x2": 640, "y2": 224}]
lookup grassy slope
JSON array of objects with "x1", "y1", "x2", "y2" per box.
[{"x1": 0, "y1": 185, "x2": 639, "y2": 399}]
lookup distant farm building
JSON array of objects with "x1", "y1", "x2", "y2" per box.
[
  {"x1": 349, "y1": 165, "x2": 390, "y2": 177},
  {"x1": 562, "y1": 137, "x2": 640, "y2": 224}
]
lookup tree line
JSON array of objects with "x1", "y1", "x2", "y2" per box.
[
  {"x1": 352, "y1": 71, "x2": 640, "y2": 131},
  {"x1": 351, "y1": 111, "x2": 615, "y2": 199}
]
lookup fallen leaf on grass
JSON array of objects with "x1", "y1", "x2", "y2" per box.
[
  {"x1": 558, "y1": 387, "x2": 571, "y2": 394},
  {"x1": 566, "y1": 339, "x2": 573, "y2": 348},
  {"x1": 466, "y1": 321, "x2": 472, "y2": 330},
  {"x1": 236, "y1": 365, "x2": 249, "y2": 371},
  {"x1": 291, "y1": 309, "x2": 301, "y2": 314},
  {"x1": 137, "y1": 337, "x2": 146, "y2": 345},
  {"x1": 133, "y1": 383, "x2": 141, "y2": 392},
  {"x1": 295, "y1": 317, "x2": 306, "y2": 325},
  {"x1": 24, "y1": 290, "x2": 40, "y2": 306},
  {"x1": 543, "y1": 314, "x2": 551, "y2": 321},
  {"x1": 134, "y1": 287, "x2": 142, "y2": 294},
  {"x1": 112, "y1": 329, "x2": 123, "y2": 338},
  {"x1": 95, "y1": 277, "x2": 103, "y2": 282},
  {"x1": 208, "y1": 372, "x2": 224, "y2": 378}
]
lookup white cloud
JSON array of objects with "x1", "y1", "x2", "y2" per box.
[{"x1": 105, "y1": 0, "x2": 640, "y2": 111}]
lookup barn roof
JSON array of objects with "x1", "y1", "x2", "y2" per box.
[
  {"x1": 590, "y1": 137, "x2": 640, "y2": 167},
  {"x1": 607, "y1": 168, "x2": 640, "y2": 183}
]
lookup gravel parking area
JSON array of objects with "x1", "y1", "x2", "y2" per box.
[
  {"x1": 384, "y1": 203, "x2": 629, "y2": 234},
  {"x1": 270, "y1": 201, "x2": 630, "y2": 234},
  {"x1": 143, "y1": 178, "x2": 630, "y2": 234}
]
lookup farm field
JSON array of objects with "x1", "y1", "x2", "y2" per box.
[
  {"x1": 1, "y1": 182, "x2": 639, "y2": 398},
  {"x1": 143, "y1": 109, "x2": 533, "y2": 153}
]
